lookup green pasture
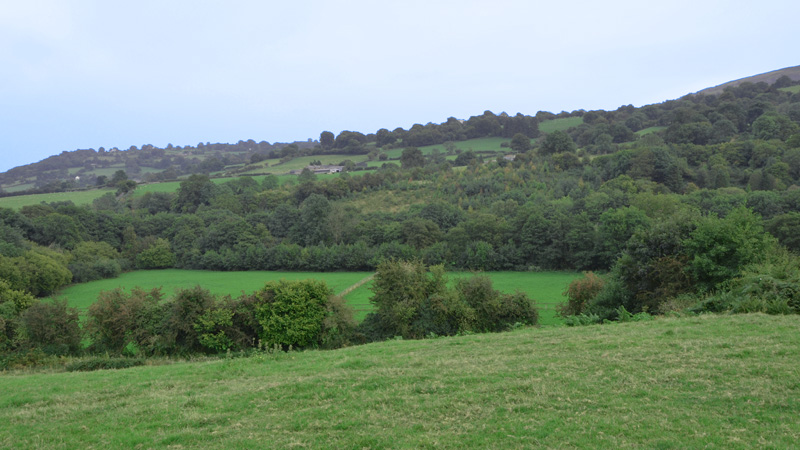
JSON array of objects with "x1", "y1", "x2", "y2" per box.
[
  {"x1": 55, "y1": 270, "x2": 579, "y2": 324},
  {"x1": 779, "y1": 85, "x2": 800, "y2": 94},
  {"x1": 1, "y1": 313, "x2": 798, "y2": 448},
  {"x1": 54, "y1": 269, "x2": 374, "y2": 312},
  {"x1": 237, "y1": 154, "x2": 371, "y2": 175},
  {"x1": 0, "y1": 189, "x2": 116, "y2": 209},
  {"x1": 636, "y1": 125, "x2": 667, "y2": 135},
  {"x1": 1, "y1": 183, "x2": 35, "y2": 193},
  {"x1": 539, "y1": 116, "x2": 584, "y2": 133},
  {"x1": 383, "y1": 137, "x2": 510, "y2": 159}
]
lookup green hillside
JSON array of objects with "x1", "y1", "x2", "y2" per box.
[{"x1": 1, "y1": 314, "x2": 797, "y2": 449}]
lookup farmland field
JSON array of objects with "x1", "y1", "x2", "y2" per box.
[
  {"x1": 538, "y1": 117, "x2": 584, "y2": 133},
  {"x1": 0, "y1": 188, "x2": 116, "y2": 209},
  {"x1": 383, "y1": 137, "x2": 510, "y2": 159},
  {"x1": 54, "y1": 269, "x2": 374, "y2": 312},
  {"x1": 55, "y1": 269, "x2": 580, "y2": 324},
  {"x1": 1, "y1": 313, "x2": 797, "y2": 448},
  {"x1": 636, "y1": 126, "x2": 667, "y2": 135}
]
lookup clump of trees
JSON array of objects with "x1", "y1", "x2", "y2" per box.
[{"x1": 358, "y1": 260, "x2": 538, "y2": 340}]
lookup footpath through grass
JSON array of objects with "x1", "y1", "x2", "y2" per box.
[{"x1": 1, "y1": 313, "x2": 798, "y2": 448}]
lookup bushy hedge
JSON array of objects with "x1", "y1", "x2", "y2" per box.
[{"x1": 359, "y1": 260, "x2": 538, "y2": 341}]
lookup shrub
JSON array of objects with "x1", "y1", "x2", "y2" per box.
[
  {"x1": 85, "y1": 287, "x2": 164, "y2": 355},
  {"x1": 136, "y1": 238, "x2": 176, "y2": 269},
  {"x1": 558, "y1": 271, "x2": 604, "y2": 317},
  {"x1": 319, "y1": 295, "x2": 357, "y2": 349},
  {"x1": 365, "y1": 260, "x2": 537, "y2": 340},
  {"x1": 563, "y1": 313, "x2": 601, "y2": 327},
  {"x1": 161, "y1": 286, "x2": 217, "y2": 354},
  {"x1": 455, "y1": 276, "x2": 537, "y2": 332},
  {"x1": 256, "y1": 279, "x2": 334, "y2": 349},
  {"x1": 20, "y1": 299, "x2": 82, "y2": 356},
  {"x1": 692, "y1": 249, "x2": 800, "y2": 315}
]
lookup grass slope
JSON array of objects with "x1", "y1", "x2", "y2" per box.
[
  {"x1": 0, "y1": 188, "x2": 116, "y2": 209},
  {"x1": 1, "y1": 314, "x2": 798, "y2": 448}
]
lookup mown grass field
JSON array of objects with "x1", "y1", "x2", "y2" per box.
[
  {"x1": 0, "y1": 188, "x2": 116, "y2": 209},
  {"x1": 1, "y1": 313, "x2": 797, "y2": 448},
  {"x1": 538, "y1": 117, "x2": 584, "y2": 133},
  {"x1": 383, "y1": 137, "x2": 510, "y2": 159},
  {"x1": 636, "y1": 125, "x2": 668, "y2": 135},
  {"x1": 55, "y1": 270, "x2": 581, "y2": 324},
  {"x1": 54, "y1": 270, "x2": 374, "y2": 312}
]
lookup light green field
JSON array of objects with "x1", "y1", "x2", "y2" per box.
[
  {"x1": 383, "y1": 137, "x2": 510, "y2": 159},
  {"x1": 1, "y1": 314, "x2": 798, "y2": 448},
  {"x1": 539, "y1": 117, "x2": 584, "y2": 133},
  {"x1": 1, "y1": 183, "x2": 35, "y2": 193},
  {"x1": 54, "y1": 269, "x2": 375, "y2": 312},
  {"x1": 0, "y1": 189, "x2": 116, "y2": 209},
  {"x1": 55, "y1": 270, "x2": 580, "y2": 325},
  {"x1": 238, "y1": 154, "x2": 370, "y2": 175},
  {"x1": 779, "y1": 85, "x2": 800, "y2": 94},
  {"x1": 636, "y1": 126, "x2": 667, "y2": 135}
]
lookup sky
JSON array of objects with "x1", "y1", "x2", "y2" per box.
[{"x1": 1, "y1": 0, "x2": 798, "y2": 172}]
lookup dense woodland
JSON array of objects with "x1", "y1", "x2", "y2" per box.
[{"x1": 2, "y1": 74, "x2": 800, "y2": 364}]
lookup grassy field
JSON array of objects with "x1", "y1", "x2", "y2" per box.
[
  {"x1": 54, "y1": 270, "x2": 375, "y2": 312},
  {"x1": 55, "y1": 270, "x2": 580, "y2": 324},
  {"x1": 383, "y1": 137, "x2": 511, "y2": 159},
  {"x1": 539, "y1": 117, "x2": 584, "y2": 133},
  {"x1": 636, "y1": 126, "x2": 668, "y2": 135},
  {"x1": 779, "y1": 85, "x2": 800, "y2": 94},
  {"x1": 0, "y1": 188, "x2": 116, "y2": 209},
  {"x1": 1, "y1": 313, "x2": 797, "y2": 448}
]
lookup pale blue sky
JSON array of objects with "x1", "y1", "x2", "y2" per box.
[{"x1": 1, "y1": 0, "x2": 798, "y2": 172}]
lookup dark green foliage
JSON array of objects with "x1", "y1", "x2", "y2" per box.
[
  {"x1": 510, "y1": 133, "x2": 532, "y2": 152},
  {"x1": 693, "y1": 250, "x2": 800, "y2": 315},
  {"x1": 540, "y1": 131, "x2": 576, "y2": 155},
  {"x1": 363, "y1": 260, "x2": 537, "y2": 340},
  {"x1": 400, "y1": 147, "x2": 425, "y2": 169},
  {"x1": 174, "y1": 174, "x2": 217, "y2": 213},
  {"x1": 455, "y1": 275, "x2": 538, "y2": 332},
  {"x1": 255, "y1": 279, "x2": 335, "y2": 348},
  {"x1": 562, "y1": 313, "x2": 601, "y2": 327},
  {"x1": 684, "y1": 207, "x2": 776, "y2": 291},
  {"x1": 20, "y1": 299, "x2": 82, "y2": 356},
  {"x1": 162, "y1": 286, "x2": 217, "y2": 354},
  {"x1": 69, "y1": 241, "x2": 122, "y2": 283},
  {"x1": 558, "y1": 271, "x2": 604, "y2": 317},
  {"x1": 85, "y1": 287, "x2": 165, "y2": 355},
  {"x1": 135, "y1": 238, "x2": 176, "y2": 269}
]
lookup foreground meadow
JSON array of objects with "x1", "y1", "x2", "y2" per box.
[{"x1": 1, "y1": 314, "x2": 798, "y2": 448}]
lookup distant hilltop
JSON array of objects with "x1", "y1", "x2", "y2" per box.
[{"x1": 696, "y1": 65, "x2": 800, "y2": 96}]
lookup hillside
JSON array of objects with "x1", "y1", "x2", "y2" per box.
[
  {"x1": 696, "y1": 65, "x2": 800, "y2": 95},
  {"x1": 1, "y1": 314, "x2": 797, "y2": 449}
]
